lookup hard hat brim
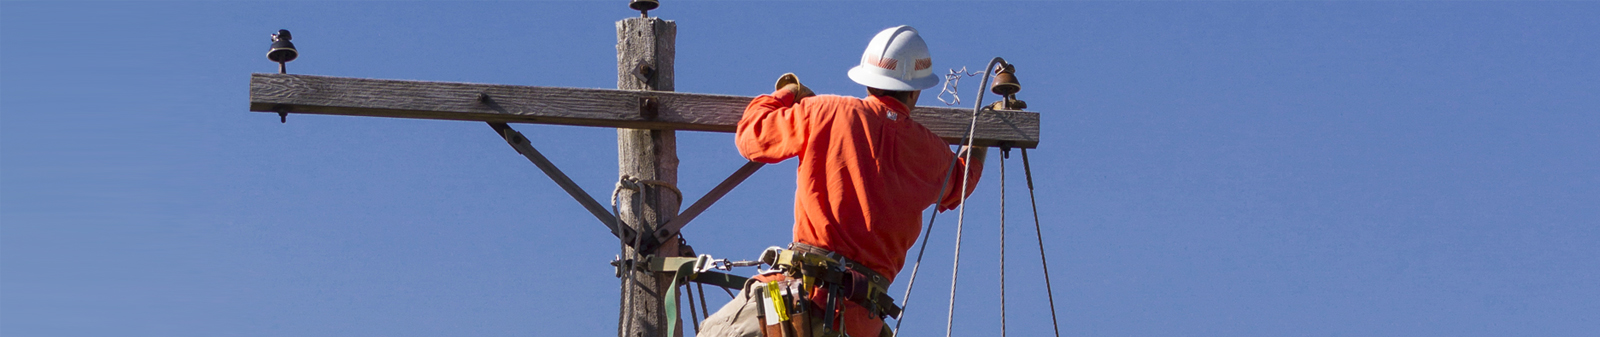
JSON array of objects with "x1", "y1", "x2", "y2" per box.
[{"x1": 848, "y1": 65, "x2": 940, "y2": 91}]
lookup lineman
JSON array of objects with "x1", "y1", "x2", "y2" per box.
[{"x1": 699, "y1": 25, "x2": 986, "y2": 337}]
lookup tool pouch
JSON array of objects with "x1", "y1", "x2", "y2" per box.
[
  {"x1": 758, "y1": 278, "x2": 810, "y2": 337},
  {"x1": 785, "y1": 279, "x2": 814, "y2": 337},
  {"x1": 757, "y1": 282, "x2": 785, "y2": 337}
]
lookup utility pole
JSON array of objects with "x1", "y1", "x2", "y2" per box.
[{"x1": 616, "y1": 16, "x2": 681, "y2": 337}]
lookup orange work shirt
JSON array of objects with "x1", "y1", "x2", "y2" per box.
[{"x1": 736, "y1": 88, "x2": 982, "y2": 281}]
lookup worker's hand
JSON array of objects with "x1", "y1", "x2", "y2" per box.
[
  {"x1": 774, "y1": 73, "x2": 800, "y2": 91},
  {"x1": 775, "y1": 73, "x2": 814, "y2": 101},
  {"x1": 781, "y1": 83, "x2": 815, "y2": 101}
]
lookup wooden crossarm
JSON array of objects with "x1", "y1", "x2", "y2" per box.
[{"x1": 249, "y1": 73, "x2": 1042, "y2": 148}]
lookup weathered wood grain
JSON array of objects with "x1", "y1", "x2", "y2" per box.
[
  {"x1": 616, "y1": 17, "x2": 679, "y2": 337},
  {"x1": 250, "y1": 74, "x2": 1043, "y2": 148}
]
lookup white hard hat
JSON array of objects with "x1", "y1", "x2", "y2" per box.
[{"x1": 848, "y1": 26, "x2": 938, "y2": 91}]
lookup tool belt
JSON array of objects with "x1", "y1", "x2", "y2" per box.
[
  {"x1": 776, "y1": 243, "x2": 902, "y2": 320},
  {"x1": 753, "y1": 243, "x2": 902, "y2": 337}
]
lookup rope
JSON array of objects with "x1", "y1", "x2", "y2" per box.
[
  {"x1": 942, "y1": 58, "x2": 1009, "y2": 337},
  {"x1": 633, "y1": 178, "x2": 684, "y2": 207},
  {"x1": 891, "y1": 207, "x2": 946, "y2": 336},
  {"x1": 892, "y1": 105, "x2": 976, "y2": 337},
  {"x1": 612, "y1": 177, "x2": 648, "y2": 337},
  {"x1": 1023, "y1": 149, "x2": 1063, "y2": 337},
  {"x1": 893, "y1": 58, "x2": 1006, "y2": 337},
  {"x1": 943, "y1": 100, "x2": 983, "y2": 337},
  {"x1": 612, "y1": 179, "x2": 631, "y2": 337},
  {"x1": 999, "y1": 149, "x2": 1008, "y2": 337}
]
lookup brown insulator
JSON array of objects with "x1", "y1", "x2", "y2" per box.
[
  {"x1": 990, "y1": 65, "x2": 1020, "y2": 96},
  {"x1": 630, "y1": 0, "x2": 659, "y2": 16}
]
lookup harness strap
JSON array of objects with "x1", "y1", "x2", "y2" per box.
[{"x1": 663, "y1": 260, "x2": 695, "y2": 337}]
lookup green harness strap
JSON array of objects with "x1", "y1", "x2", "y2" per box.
[
  {"x1": 647, "y1": 255, "x2": 752, "y2": 335},
  {"x1": 664, "y1": 260, "x2": 696, "y2": 337}
]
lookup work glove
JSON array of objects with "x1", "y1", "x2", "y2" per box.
[{"x1": 774, "y1": 73, "x2": 814, "y2": 101}]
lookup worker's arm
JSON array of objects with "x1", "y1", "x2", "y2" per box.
[
  {"x1": 735, "y1": 85, "x2": 814, "y2": 163},
  {"x1": 935, "y1": 145, "x2": 987, "y2": 212}
]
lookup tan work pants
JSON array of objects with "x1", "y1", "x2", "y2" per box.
[{"x1": 696, "y1": 276, "x2": 769, "y2": 337}]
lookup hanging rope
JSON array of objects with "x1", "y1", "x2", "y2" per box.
[
  {"x1": 612, "y1": 177, "x2": 645, "y2": 337},
  {"x1": 1023, "y1": 148, "x2": 1062, "y2": 337},
  {"x1": 891, "y1": 200, "x2": 947, "y2": 336},
  {"x1": 942, "y1": 57, "x2": 1010, "y2": 337},
  {"x1": 943, "y1": 106, "x2": 981, "y2": 337},
  {"x1": 999, "y1": 148, "x2": 1008, "y2": 337},
  {"x1": 893, "y1": 58, "x2": 1007, "y2": 337}
]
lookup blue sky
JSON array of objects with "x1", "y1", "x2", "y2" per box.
[{"x1": 2, "y1": 1, "x2": 1597, "y2": 336}]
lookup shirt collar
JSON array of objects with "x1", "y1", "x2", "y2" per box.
[{"x1": 866, "y1": 94, "x2": 911, "y2": 115}]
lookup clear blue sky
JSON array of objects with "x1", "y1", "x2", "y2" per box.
[{"x1": 3, "y1": 1, "x2": 1597, "y2": 336}]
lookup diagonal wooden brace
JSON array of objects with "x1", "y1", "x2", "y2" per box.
[
  {"x1": 487, "y1": 122, "x2": 638, "y2": 243},
  {"x1": 654, "y1": 161, "x2": 764, "y2": 242}
]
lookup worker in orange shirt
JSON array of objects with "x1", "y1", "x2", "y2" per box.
[{"x1": 698, "y1": 25, "x2": 985, "y2": 337}]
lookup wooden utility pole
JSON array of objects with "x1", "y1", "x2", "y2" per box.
[{"x1": 616, "y1": 17, "x2": 680, "y2": 337}]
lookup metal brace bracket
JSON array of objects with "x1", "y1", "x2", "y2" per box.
[{"x1": 487, "y1": 122, "x2": 641, "y2": 244}]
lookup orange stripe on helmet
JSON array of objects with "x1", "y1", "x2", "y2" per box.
[{"x1": 867, "y1": 56, "x2": 899, "y2": 70}]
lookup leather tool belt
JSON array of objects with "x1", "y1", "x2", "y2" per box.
[{"x1": 775, "y1": 242, "x2": 903, "y2": 320}]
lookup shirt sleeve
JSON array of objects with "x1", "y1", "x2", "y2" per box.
[
  {"x1": 936, "y1": 147, "x2": 984, "y2": 212},
  {"x1": 735, "y1": 88, "x2": 811, "y2": 163}
]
